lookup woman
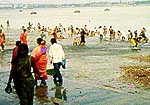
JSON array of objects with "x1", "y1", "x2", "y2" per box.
[
  {"x1": 5, "y1": 44, "x2": 35, "y2": 105},
  {"x1": 32, "y1": 39, "x2": 48, "y2": 86}
]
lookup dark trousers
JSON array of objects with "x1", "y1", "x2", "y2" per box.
[{"x1": 53, "y1": 62, "x2": 63, "y2": 84}]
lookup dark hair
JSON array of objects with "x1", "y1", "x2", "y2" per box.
[
  {"x1": 23, "y1": 29, "x2": 27, "y2": 32},
  {"x1": 37, "y1": 38, "x2": 43, "y2": 45},
  {"x1": 50, "y1": 38, "x2": 57, "y2": 44},
  {"x1": 17, "y1": 44, "x2": 29, "y2": 57},
  {"x1": 16, "y1": 41, "x2": 21, "y2": 46}
]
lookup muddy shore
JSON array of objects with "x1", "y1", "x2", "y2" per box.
[{"x1": 1, "y1": 30, "x2": 150, "y2": 105}]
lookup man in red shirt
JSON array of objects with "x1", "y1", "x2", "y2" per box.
[{"x1": 20, "y1": 29, "x2": 28, "y2": 44}]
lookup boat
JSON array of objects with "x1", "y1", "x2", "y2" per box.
[
  {"x1": 19, "y1": 9, "x2": 23, "y2": 12},
  {"x1": 104, "y1": 8, "x2": 110, "y2": 11},
  {"x1": 30, "y1": 11, "x2": 37, "y2": 14},
  {"x1": 74, "y1": 10, "x2": 80, "y2": 13}
]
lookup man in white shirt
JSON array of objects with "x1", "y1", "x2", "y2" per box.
[{"x1": 49, "y1": 38, "x2": 65, "y2": 86}]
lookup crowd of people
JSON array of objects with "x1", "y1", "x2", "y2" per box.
[
  {"x1": 4, "y1": 25, "x2": 66, "y2": 105},
  {"x1": 25, "y1": 22, "x2": 149, "y2": 48}
]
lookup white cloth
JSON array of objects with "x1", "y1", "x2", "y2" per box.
[{"x1": 49, "y1": 43, "x2": 65, "y2": 63}]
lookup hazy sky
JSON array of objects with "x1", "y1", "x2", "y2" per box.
[{"x1": 3, "y1": 0, "x2": 142, "y2": 4}]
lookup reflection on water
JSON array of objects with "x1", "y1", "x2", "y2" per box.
[
  {"x1": 0, "y1": 52, "x2": 5, "y2": 69},
  {"x1": 35, "y1": 86, "x2": 49, "y2": 104},
  {"x1": 35, "y1": 85, "x2": 67, "y2": 105},
  {"x1": 55, "y1": 86, "x2": 67, "y2": 101}
]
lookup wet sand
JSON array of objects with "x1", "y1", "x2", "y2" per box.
[{"x1": 1, "y1": 29, "x2": 150, "y2": 105}]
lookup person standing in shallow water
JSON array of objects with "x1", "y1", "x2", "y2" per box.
[
  {"x1": 5, "y1": 44, "x2": 35, "y2": 105},
  {"x1": 49, "y1": 38, "x2": 65, "y2": 86},
  {"x1": 32, "y1": 39, "x2": 48, "y2": 86},
  {"x1": 0, "y1": 29, "x2": 5, "y2": 52},
  {"x1": 20, "y1": 29, "x2": 28, "y2": 44}
]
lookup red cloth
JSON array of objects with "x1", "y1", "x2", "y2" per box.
[
  {"x1": 0, "y1": 32, "x2": 5, "y2": 45},
  {"x1": 32, "y1": 46, "x2": 48, "y2": 80},
  {"x1": 20, "y1": 32, "x2": 28, "y2": 44}
]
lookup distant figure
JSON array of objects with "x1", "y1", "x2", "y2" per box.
[
  {"x1": 116, "y1": 30, "x2": 122, "y2": 41},
  {"x1": 84, "y1": 25, "x2": 89, "y2": 36},
  {"x1": 5, "y1": 44, "x2": 35, "y2": 105},
  {"x1": 52, "y1": 26, "x2": 58, "y2": 39},
  {"x1": 49, "y1": 38, "x2": 65, "y2": 86},
  {"x1": 20, "y1": 29, "x2": 28, "y2": 44},
  {"x1": 109, "y1": 26, "x2": 114, "y2": 41},
  {"x1": 80, "y1": 28, "x2": 86, "y2": 45},
  {"x1": 0, "y1": 29, "x2": 5, "y2": 52},
  {"x1": 127, "y1": 30, "x2": 133, "y2": 41},
  {"x1": 37, "y1": 22, "x2": 41, "y2": 31},
  {"x1": 40, "y1": 31, "x2": 46, "y2": 40},
  {"x1": 0, "y1": 24, "x2": 3, "y2": 29},
  {"x1": 103, "y1": 26, "x2": 107, "y2": 40},
  {"x1": 139, "y1": 27, "x2": 148, "y2": 43},
  {"x1": 99, "y1": 26, "x2": 103, "y2": 42},
  {"x1": 6, "y1": 19, "x2": 10, "y2": 29}
]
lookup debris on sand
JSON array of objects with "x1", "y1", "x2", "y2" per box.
[{"x1": 119, "y1": 66, "x2": 150, "y2": 88}]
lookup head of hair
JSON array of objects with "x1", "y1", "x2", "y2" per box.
[
  {"x1": 0, "y1": 29, "x2": 2, "y2": 33},
  {"x1": 50, "y1": 38, "x2": 57, "y2": 44},
  {"x1": 23, "y1": 29, "x2": 27, "y2": 32},
  {"x1": 17, "y1": 44, "x2": 29, "y2": 57},
  {"x1": 37, "y1": 38, "x2": 43, "y2": 45},
  {"x1": 16, "y1": 41, "x2": 21, "y2": 46}
]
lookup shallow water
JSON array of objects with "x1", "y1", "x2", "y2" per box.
[{"x1": 0, "y1": 6, "x2": 150, "y2": 35}]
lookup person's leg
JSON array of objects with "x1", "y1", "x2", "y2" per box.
[
  {"x1": 27, "y1": 80, "x2": 35, "y2": 105},
  {"x1": 1, "y1": 43, "x2": 4, "y2": 51},
  {"x1": 53, "y1": 63, "x2": 63, "y2": 85},
  {"x1": 15, "y1": 84, "x2": 28, "y2": 105}
]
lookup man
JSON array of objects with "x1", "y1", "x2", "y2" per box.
[
  {"x1": 49, "y1": 38, "x2": 65, "y2": 86},
  {"x1": 20, "y1": 29, "x2": 28, "y2": 44},
  {"x1": 0, "y1": 29, "x2": 5, "y2": 52}
]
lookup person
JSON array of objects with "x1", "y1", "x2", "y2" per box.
[
  {"x1": 5, "y1": 44, "x2": 35, "y2": 105},
  {"x1": 80, "y1": 28, "x2": 86, "y2": 45},
  {"x1": 20, "y1": 29, "x2": 28, "y2": 44},
  {"x1": 10, "y1": 41, "x2": 22, "y2": 73},
  {"x1": 40, "y1": 31, "x2": 46, "y2": 40},
  {"x1": 116, "y1": 30, "x2": 122, "y2": 41},
  {"x1": 109, "y1": 26, "x2": 114, "y2": 41},
  {"x1": 49, "y1": 38, "x2": 65, "y2": 86},
  {"x1": 98, "y1": 26, "x2": 103, "y2": 42},
  {"x1": 6, "y1": 19, "x2": 10, "y2": 29},
  {"x1": 32, "y1": 38, "x2": 48, "y2": 86},
  {"x1": 139, "y1": 27, "x2": 148, "y2": 43},
  {"x1": 127, "y1": 30, "x2": 133, "y2": 41},
  {"x1": 0, "y1": 29, "x2": 5, "y2": 52},
  {"x1": 103, "y1": 26, "x2": 107, "y2": 40}
]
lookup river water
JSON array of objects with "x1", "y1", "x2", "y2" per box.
[{"x1": 0, "y1": 5, "x2": 150, "y2": 34}]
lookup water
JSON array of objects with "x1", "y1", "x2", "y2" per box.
[{"x1": 0, "y1": 6, "x2": 150, "y2": 35}]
